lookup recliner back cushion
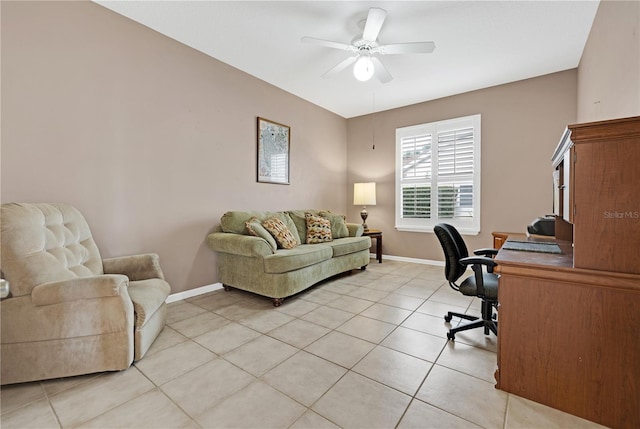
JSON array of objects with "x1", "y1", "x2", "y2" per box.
[{"x1": 1, "y1": 203, "x2": 103, "y2": 296}]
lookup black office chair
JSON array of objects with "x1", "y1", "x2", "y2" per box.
[{"x1": 434, "y1": 223, "x2": 499, "y2": 341}]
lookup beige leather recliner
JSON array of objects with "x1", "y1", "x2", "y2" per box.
[{"x1": 0, "y1": 203, "x2": 171, "y2": 385}]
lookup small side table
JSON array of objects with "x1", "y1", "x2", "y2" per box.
[{"x1": 363, "y1": 229, "x2": 382, "y2": 263}]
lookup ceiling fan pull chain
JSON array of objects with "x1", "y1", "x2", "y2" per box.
[{"x1": 372, "y1": 92, "x2": 376, "y2": 150}]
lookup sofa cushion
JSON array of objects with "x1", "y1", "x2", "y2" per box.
[
  {"x1": 319, "y1": 211, "x2": 350, "y2": 239},
  {"x1": 287, "y1": 210, "x2": 320, "y2": 244},
  {"x1": 326, "y1": 236, "x2": 372, "y2": 257},
  {"x1": 220, "y1": 211, "x2": 300, "y2": 244},
  {"x1": 305, "y1": 213, "x2": 333, "y2": 244},
  {"x1": 221, "y1": 210, "x2": 273, "y2": 234},
  {"x1": 263, "y1": 244, "x2": 332, "y2": 274},
  {"x1": 245, "y1": 217, "x2": 278, "y2": 252},
  {"x1": 262, "y1": 217, "x2": 298, "y2": 249}
]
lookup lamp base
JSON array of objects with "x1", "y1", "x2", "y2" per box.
[{"x1": 360, "y1": 208, "x2": 369, "y2": 232}]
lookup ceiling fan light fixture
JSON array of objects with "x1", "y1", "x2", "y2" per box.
[
  {"x1": 302, "y1": 7, "x2": 434, "y2": 84},
  {"x1": 353, "y1": 56, "x2": 374, "y2": 81}
]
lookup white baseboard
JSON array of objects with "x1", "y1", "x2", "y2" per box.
[
  {"x1": 166, "y1": 282, "x2": 223, "y2": 303},
  {"x1": 370, "y1": 253, "x2": 444, "y2": 266}
]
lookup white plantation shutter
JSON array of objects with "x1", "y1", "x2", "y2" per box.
[
  {"x1": 402, "y1": 184, "x2": 431, "y2": 218},
  {"x1": 437, "y1": 127, "x2": 475, "y2": 219},
  {"x1": 395, "y1": 115, "x2": 481, "y2": 234},
  {"x1": 401, "y1": 134, "x2": 432, "y2": 218},
  {"x1": 401, "y1": 134, "x2": 431, "y2": 180}
]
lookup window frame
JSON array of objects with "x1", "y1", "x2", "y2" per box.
[{"x1": 395, "y1": 114, "x2": 481, "y2": 235}]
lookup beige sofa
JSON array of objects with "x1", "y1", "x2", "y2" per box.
[
  {"x1": 207, "y1": 210, "x2": 371, "y2": 306},
  {"x1": 0, "y1": 203, "x2": 171, "y2": 385}
]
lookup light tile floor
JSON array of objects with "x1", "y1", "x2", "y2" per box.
[{"x1": 1, "y1": 260, "x2": 606, "y2": 428}]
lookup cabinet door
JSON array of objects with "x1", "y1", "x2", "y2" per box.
[{"x1": 573, "y1": 139, "x2": 640, "y2": 274}]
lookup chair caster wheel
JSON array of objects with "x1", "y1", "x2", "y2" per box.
[
  {"x1": 444, "y1": 314, "x2": 452, "y2": 323},
  {"x1": 447, "y1": 332, "x2": 455, "y2": 341}
]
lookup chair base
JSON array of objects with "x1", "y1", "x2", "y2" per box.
[{"x1": 444, "y1": 300, "x2": 498, "y2": 341}]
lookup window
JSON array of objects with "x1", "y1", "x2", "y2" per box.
[{"x1": 395, "y1": 114, "x2": 481, "y2": 234}]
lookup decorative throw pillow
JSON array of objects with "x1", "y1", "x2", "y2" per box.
[
  {"x1": 276, "y1": 213, "x2": 302, "y2": 245},
  {"x1": 261, "y1": 217, "x2": 298, "y2": 249},
  {"x1": 305, "y1": 213, "x2": 333, "y2": 244},
  {"x1": 286, "y1": 210, "x2": 311, "y2": 244},
  {"x1": 245, "y1": 217, "x2": 277, "y2": 252},
  {"x1": 319, "y1": 211, "x2": 350, "y2": 239}
]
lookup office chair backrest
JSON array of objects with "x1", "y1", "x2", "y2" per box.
[{"x1": 434, "y1": 223, "x2": 469, "y2": 285}]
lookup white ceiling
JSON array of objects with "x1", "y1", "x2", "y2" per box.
[{"x1": 94, "y1": 1, "x2": 600, "y2": 118}]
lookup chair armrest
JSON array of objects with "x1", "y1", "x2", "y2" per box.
[
  {"x1": 103, "y1": 253, "x2": 165, "y2": 281},
  {"x1": 459, "y1": 256, "x2": 497, "y2": 269},
  {"x1": 460, "y1": 249, "x2": 498, "y2": 273},
  {"x1": 32, "y1": 275, "x2": 129, "y2": 306},
  {"x1": 473, "y1": 248, "x2": 499, "y2": 257},
  {"x1": 207, "y1": 232, "x2": 274, "y2": 257},
  {"x1": 347, "y1": 223, "x2": 364, "y2": 237},
  {"x1": 460, "y1": 256, "x2": 498, "y2": 297}
]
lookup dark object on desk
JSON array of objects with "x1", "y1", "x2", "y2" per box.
[
  {"x1": 501, "y1": 241, "x2": 563, "y2": 254},
  {"x1": 434, "y1": 223, "x2": 499, "y2": 341},
  {"x1": 527, "y1": 215, "x2": 555, "y2": 236}
]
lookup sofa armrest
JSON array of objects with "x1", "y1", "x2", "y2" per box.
[
  {"x1": 31, "y1": 275, "x2": 129, "y2": 306},
  {"x1": 103, "y1": 253, "x2": 165, "y2": 281},
  {"x1": 207, "y1": 232, "x2": 274, "y2": 257},
  {"x1": 347, "y1": 223, "x2": 364, "y2": 237}
]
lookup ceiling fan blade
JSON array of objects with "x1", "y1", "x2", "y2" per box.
[
  {"x1": 322, "y1": 56, "x2": 357, "y2": 78},
  {"x1": 371, "y1": 57, "x2": 393, "y2": 83},
  {"x1": 362, "y1": 7, "x2": 387, "y2": 42},
  {"x1": 376, "y1": 41, "x2": 436, "y2": 55},
  {"x1": 301, "y1": 36, "x2": 354, "y2": 52}
]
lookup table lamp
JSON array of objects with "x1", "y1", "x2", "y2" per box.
[{"x1": 353, "y1": 182, "x2": 376, "y2": 231}]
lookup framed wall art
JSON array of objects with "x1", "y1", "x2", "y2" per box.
[{"x1": 257, "y1": 117, "x2": 290, "y2": 184}]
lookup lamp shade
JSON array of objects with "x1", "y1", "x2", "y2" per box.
[{"x1": 353, "y1": 182, "x2": 377, "y2": 206}]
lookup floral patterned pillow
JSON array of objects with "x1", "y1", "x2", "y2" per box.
[
  {"x1": 305, "y1": 213, "x2": 333, "y2": 244},
  {"x1": 261, "y1": 217, "x2": 298, "y2": 249}
]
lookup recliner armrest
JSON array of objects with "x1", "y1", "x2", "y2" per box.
[
  {"x1": 103, "y1": 253, "x2": 165, "y2": 281},
  {"x1": 32, "y1": 275, "x2": 129, "y2": 306}
]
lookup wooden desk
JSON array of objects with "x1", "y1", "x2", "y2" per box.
[
  {"x1": 491, "y1": 231, "x2": 517, "y2": 249},
  {"x1": 495, "y1": 235, "x2": 640, "y2": 429},
  {"x1": 363, "y1": 229, "x2": 382, "y2": 263}
]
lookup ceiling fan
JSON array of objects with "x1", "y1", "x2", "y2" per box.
[{"x1": 301, "y1": 7, "x2": 436, "y2": 83}]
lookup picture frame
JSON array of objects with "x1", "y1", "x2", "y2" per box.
[{"x1": 257, "y1": 117, "x2": 290, "y2": 184}]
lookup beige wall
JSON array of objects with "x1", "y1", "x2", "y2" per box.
[
  {"x1": 577, "y1": 0, "x2": 640, "y2": 122},
  {"x1": 346, "y1": 70, "x2": 577, "y2": 261},
  {"x1": 1, "y1": 1, "x2": 348, "y2": 294},
  {"x1": 346, "y1": 0, "x2": 639, "y2": 263},
  {"x1": 2, "y1": 1, "x2": 634, "y2": 294}
]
